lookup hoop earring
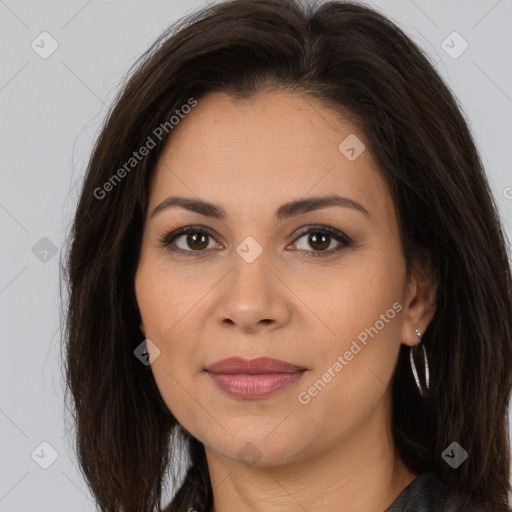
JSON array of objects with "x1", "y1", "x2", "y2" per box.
[{"x1": 409, "y1": 327, "x2": 430, "y2": 397}]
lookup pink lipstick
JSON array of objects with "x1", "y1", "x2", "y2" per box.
[{"x1": 204, "y1": 356, "x2": 307, "y2": 399}]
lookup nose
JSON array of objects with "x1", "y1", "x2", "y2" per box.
[{"x1": 213, "y1": 248, "x2": 292, "y2": 334}]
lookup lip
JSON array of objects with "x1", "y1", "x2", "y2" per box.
[
  {"x1": 204, "y1": 357, "x2": 307, "y2": 399},
  {"x1": 205, "y1": 356, "x2": 306, "y2": 374}
]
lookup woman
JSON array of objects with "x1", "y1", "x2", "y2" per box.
[{"x1": 61, "y1": 0, "x2": 512, "y2": 510}]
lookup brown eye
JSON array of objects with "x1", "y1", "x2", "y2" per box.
[
  {"x1": 181, "y1": 232, "x2": 210, "y2": 251},
  {"x1": 292, "y1": 226, "x2": 351, "y2": 257},
  {"x1": 161, "y1": 227, "x2": 219, "y2": 254},
  {"x1": 305, "y1": 232, "x2": 331, "y2": 251}
]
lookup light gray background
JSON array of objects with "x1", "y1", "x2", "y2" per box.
[{"x1": 1, "y1": 0, "x2": 511, "y2": 510}]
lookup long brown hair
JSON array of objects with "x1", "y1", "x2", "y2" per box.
[{"x1": 61, "y1": 0, "x2": 512, "y2": 510}]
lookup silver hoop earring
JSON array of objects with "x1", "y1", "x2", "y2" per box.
[{"x1": 409, "y1": 327, "x2": 430, "y2": 397}]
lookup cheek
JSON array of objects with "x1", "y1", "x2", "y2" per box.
[
  {"x1": 136, "y1": 260, "x2": 190, "y2": 339},
  {"x1": 301, "y1": 254, "x2": 404, "y2": 346},
  {"x1": 296, "y1": 300, "x2": 403, "y2": 440},
  {"x1": 135, "y1": 266, "x2": 201, "y2": 421},
  {"x1": 135, "y1": 260, "x2": 206, "y2": 374},
  {"x1": 299, "y1": 248, "x2": 405, "y2": 401}
]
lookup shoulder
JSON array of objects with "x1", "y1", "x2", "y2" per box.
[{"x1": 385, "y1": 472, "x2": 504, "y2": 512}]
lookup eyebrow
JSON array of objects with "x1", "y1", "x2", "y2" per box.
[{"x1": 150, "y1": 194, "x2": 370, "y2": 221}]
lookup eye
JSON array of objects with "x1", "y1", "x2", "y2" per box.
[
  {"x1": 159, "y1": 224, "x2": 352, "y2": 257},
  {"x1": 291, "y1": 225, "x2": 352, "y2": 258},
  {"x1": 160, "y1": 226, "x2": 220, "y2": 255}
]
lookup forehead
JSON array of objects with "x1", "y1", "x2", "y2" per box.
[{"x1": 149, "y1": 90, "x2": 391, "y2": 220}]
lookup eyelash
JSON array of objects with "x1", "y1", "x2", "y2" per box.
[{"x1": 159, "y1": 224, "x2": 352, "y2": 258}]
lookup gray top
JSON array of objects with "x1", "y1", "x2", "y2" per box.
[{"x1": 384, "y1": 472, "x2": 501, "y2": 511}]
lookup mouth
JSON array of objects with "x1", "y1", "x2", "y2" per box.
[{"x1": 204, "y1": 357, "x2": 308, "y2": 399}]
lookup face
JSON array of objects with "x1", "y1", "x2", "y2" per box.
[{"x1": 135, "y1": 90, "x2": 436, "y2": 468}]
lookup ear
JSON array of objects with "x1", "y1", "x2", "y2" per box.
[{"x1": 400, "y1": 251, "x2": 438, "y2": 346}]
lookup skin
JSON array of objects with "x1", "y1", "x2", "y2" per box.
[{"x1": 135, "y1": 90, "x2": 437, "y2": 512}]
